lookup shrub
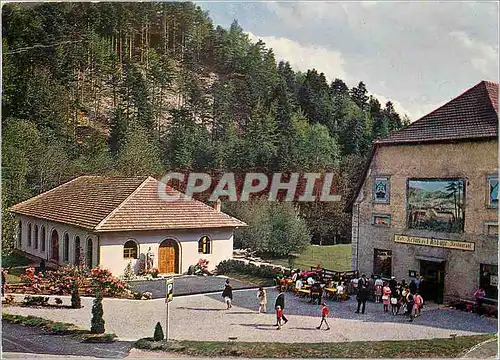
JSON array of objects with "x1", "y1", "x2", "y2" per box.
[
  {"x1": 23, "y1": 295, "x2": 49, "y2": 307},
  {"x1": 215, "y1": 260, "x2": 277, "y2": 279},
  {"x1": 153, "y1": 322, "x2": 164, "y2": 341},
  {"x1": 71, "y1": 285, "x2": 81, "y2": 309},
  {"x1": 54, "y1": 297, "x2": 63, "y2": 305},
  {"x1": 193, "y1": 259, "x2": 211, "y2": 275},
  {"x1": 90, "y1": 267, "x2": 129, "y2": 297},
  {"x1": 122, "y1": 261, "x2": 136, "y2": 281},
  {"x1": 143, "y1": 292, "x2": 153, "y2": 300},
  {"x1": 90, "y1": 295, "x2": 105, "y2": 334},
  {"x1": 133, "y1": 292, "x2": 143, "y2": 300},
  {"x1": 2, "y1": 294, "x2": 14, "y2": 304}
]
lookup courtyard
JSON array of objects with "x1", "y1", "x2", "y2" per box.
[{"x1": 4, "y1": 286, "x2": 496, "y2": 343}]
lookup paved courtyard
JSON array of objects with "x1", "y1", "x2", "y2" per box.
[{"x1": 4, "y1": 287, "x2": 496, "y2": 343}]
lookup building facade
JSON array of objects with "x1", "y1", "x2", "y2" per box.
[
  {"x1": 349, "y1": 81, "x2": 498, "y2": 303},
  {"x1": 11, "y1": 176, "x2": 246, "y2": 276}
]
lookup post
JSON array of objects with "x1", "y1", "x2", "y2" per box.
[{"x1": 165, "y1": 296, "x2": 169, "y2": 341}]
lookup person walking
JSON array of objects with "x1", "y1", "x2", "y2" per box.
[
  {"x1": 257, "y1": 287, "x2": 267, "y2": 313},
  {"x1": 355, "y1": 273, "x2": 369, "y2": 314},
  {"x1": 274, "y1": 290, "x2": 288, "y2": 326},
  {"x1": 374, "y1": 276, "x2": 383, "y2": 303},
  {"x1": 406, "y1": 291, "x2": 415, "y2": 322},
  {"x1": 316, "y1": 302, "x2": 331, "y2": 330},
  {"x1": 222, "y1": 279, "x2": 233, "y2": 309},
  {"x1": 382, "y1": 282, "x2": 391, "y2": 313},
  {"x1": 276, "y1": 306, "x2": 283, "y2": 330}
]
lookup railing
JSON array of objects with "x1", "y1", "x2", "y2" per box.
[{"x1": 309, "y1": 267, "x2": 357, "y2": 279}]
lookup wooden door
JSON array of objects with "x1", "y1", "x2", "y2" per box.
[{"x1": 159, "y1": 240, "x2": 178, "y2": 274}]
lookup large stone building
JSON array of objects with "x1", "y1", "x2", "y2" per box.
[
  {"x1": 348, "y1": 80, "x2": 498, "y2": 303},
  {"x1": 10, "y1": 176, "x2": 246, "y2": 276}
]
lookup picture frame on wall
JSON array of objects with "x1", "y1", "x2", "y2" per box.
[
  {"x1": 373, "y1": 176, "x2": 390, "y2": 204},
  {"x1": 487, "y1": 174, "x2": 498, "y2": 208}
]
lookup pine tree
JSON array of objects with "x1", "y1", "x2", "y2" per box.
[
  {"x1": 153, "y1": 322, "x2": 164, "y2": 341},
  {"x1": 90, "y1": 294, "x2": 105, "y2": 334}
]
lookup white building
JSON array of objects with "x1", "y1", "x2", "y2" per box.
[{"x1": 10, "y1": 176, "x2": 246, "y2": 276}]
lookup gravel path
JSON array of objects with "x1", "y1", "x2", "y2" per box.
[{"x1": 4, "y1": 288, "x2": 496, "y2": 343}]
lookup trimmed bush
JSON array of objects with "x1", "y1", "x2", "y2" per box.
[
  {"x1": 90, "y1": 295, "x2": 105, "y2": 334},
  {"x1": 23, "y1": 295, "x2": 49, "y2": 307},
  {"x1": 215, "y1": 260, "x2": 280, "y2": 279},
  {"x1": 153, "y1": 322, "x2": 164, "y2": 341}
]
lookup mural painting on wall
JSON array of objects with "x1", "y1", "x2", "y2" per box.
[
  {"x1": 373, "y1": 177, "x2": 389, "y2": 203},
  {"x1": 488, "y1": 175, "x2": 498, "y2": 208},
  {"x1": 407, "y1": 178, "x2": 465, "y2": 233}
]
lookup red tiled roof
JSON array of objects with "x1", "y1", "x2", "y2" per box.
[
  {"x1": 346, "y1": 80, "x2": 499, "y2": 212},
  {"x1": 376, "y1": 81, "x2": 498, "y2": 145},
  {"x1": 10, "y1": 176, "x2": 246, "y2": 231}
]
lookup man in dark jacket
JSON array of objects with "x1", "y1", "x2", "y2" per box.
[
  {"x1": 274, "y1": 290, "x2": 288, "y2": 325},
  {"x1": 355, "y1": 274, "x2": 369, "y2": 314},
  {"x1": 222, "y1": 279, "x2": 233, "y2": 309}
]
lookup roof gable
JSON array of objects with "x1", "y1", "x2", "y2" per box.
[{"x1": 377, "y1": 81, "x2": 498, "y2": 145}]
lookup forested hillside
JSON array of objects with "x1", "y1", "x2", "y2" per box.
[{"x1": 2, "y1": 2, "x2": 409, "y2": 250}]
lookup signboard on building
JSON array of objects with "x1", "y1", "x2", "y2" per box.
[{"x1": 394, "y1": 234, "x2": 475, "y2": 251}]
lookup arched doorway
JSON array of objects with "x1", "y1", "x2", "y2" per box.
[
  {"x1": 51, "y1": 229, "x2": 59, "y2": 262},
  {"x1": 158, "y1": 239, "x2": 179, "y2": 274}
]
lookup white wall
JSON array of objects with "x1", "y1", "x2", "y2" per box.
[
  {"x1": 15, "y1": 215, "x2": 98, "y2": 268},
  {"x1": 99, "y1": 228, "x2": 234, "y2": 276}
]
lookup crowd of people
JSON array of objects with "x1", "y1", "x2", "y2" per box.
[{"x1": 221, "y1": 270, "x2": 427, "y2": 331}]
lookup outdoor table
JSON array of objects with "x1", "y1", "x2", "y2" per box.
[
  {"x1": 324, "y1": 287, "x2": 337, "y2": 299},
  {"x1": 298, "y1": 289, "x2": 311, "y2": 298}
]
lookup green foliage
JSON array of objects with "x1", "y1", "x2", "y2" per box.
[
  {"x1": 71, "y1": 285, "x2": 81, "y2": 309},
  {"x1": 122, "y1": 261, "x2": 136, "y2": 281},
  {"x1": 224, "y1": 199, "x2": 310, "y2": 257},
  {"x1": 91, "y1": 295, "x2": 105, "y2": 334},
  {"x1": 23, "y1": 295, "x2": 50, "y2": 307},
  {"x1": 153, "y1": 322, "x2": 164, "y2": 341},
  {"x1": 1, "y1": 2, "x2": 408, "y2": 250},
  {"x1": 215, "y1": 260, "x2": 278, "y2": 279}
]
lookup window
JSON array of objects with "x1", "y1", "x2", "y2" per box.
[
  {"x1": 371, "y1": 214, "x2": 391, "y2": 227},
  {"x1": 74, "y1": 236, "x2": 81, "y2": 265},
  {"x1": 407, "y1": 178, "x2": 465, "y2": 233},
  {"x1": 123, "y1": 240, "x2": 138, "y2": 259},
  {"x1": 86, "y1": 238, "x2": 93, "y2": 268},
  {"x1": 373, "y1": 176, "x2": 390, "y2": 203},
  {"x1": 17, "y1": 221, "x2": 22, "y2": 248},
  {"x1": 488, "y1": 175, "x2": 498, "y2": 208},
  {"x1": 28, "y1": 223, "x2": 32, "y2": 247},
  {"x1": 41, "y1": 226, "x2": 45, "y2": 252},
  {"x1": 34, "y1": 225, "x2": 39, "y2": 249},
  {"x1": 198, "y1": 236, "x2": 211, "y2": 254},
  {"x1": 485, "y1": 222, "x2": 498, "y2": 237},
  {"x1": 373, "y1": 249, "x2": 392, "y2": 278},
  {"x1": 63, "y1": 233, "x2": 69, "y2": 262},
  {"x1": 480, "y1": 264, "x2": 498, "y2": 299}
]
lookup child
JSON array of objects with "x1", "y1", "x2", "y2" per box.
[
  {"x1": 316, "y1": 302, "x2": 330, "y2": 330},
  {"x1": 414, "y1": 292, "x2": 423, "y2": 317},
  {"x1": 257, "y1": 287, "x2": 267, "y2": 313},
  {"x1": 222, "y1": 279, "x2": 233, "y2": 309},
  {"x1": 276, "y1": 306, "x2": 283, "y2": 330},
  {"x1": 381, "y1": 282, "x2": 391, "y2": 312}
]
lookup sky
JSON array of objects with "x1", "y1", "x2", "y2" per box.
[{"x1": 197, "y1": 1, "x2": 499, "y2": 121}]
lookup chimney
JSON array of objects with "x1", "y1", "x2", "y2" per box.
[{"x1": 214, "y1": 199, "x2": 221, "y2": 212}]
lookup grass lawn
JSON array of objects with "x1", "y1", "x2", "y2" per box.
[
  {"x1": 3, "y1": 313, "x2": 117, "y2": 342},
  {"x1": 135, "y1": 334, "x2": 495, "y2": 358},
  {"x1": 265, "y1": 244, "x2": 351, "y2": 271},
  {"x1": 226, "y1": 272, "x2": 274, "y2": 287}
]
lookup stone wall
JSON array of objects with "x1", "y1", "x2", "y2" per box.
[{"x1": 352, "y1": 139, "x2": 498, "y2": 300}]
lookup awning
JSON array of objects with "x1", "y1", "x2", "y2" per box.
[{"x1": 415, "y1": 255, "x2": 446, "y2": 263}]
